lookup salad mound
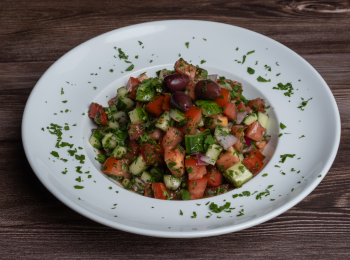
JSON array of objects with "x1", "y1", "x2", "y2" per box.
[{"x1": 88, "y1": 59, "x2": 271, "y2": 200}]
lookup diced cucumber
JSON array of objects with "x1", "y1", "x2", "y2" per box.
[
  {"x1": 136, "y1": 81, "x2": 156, "y2": 102},
  {"x1": 111, "y1": 146, "x2": 127, "y2": 158},
  {"x1": 116, "y1": 96, "x2": 134, "y2": 111},
  {"x1": 198, "y1": 118, "x2": 204, "y2": 127},
  {"x1": 122, "y1": 178, "x2": 132, "y2": 189},
  {"x1": 163, "y1": 175, "x2": 182, "y2": 190},
  {"x1": 170, "y1": 108, "x2": 185, "y2": 122},
  {"x1": 238, "y1": 153, "x2": 244, "y2": 162},
  {"x1": 89, "y1": 135, "x2": 102, "y2": 149},
  {"x1": 129, "y1": 154, "x2": 149, "y2": 175},
  {"x1": 157, "y1": 69, "x2": 171, "y2": 80},
  {"x1": 195, "y1": 100, "x2": 222, "y2": 117},
  {"x1": 243, "y1": 113, "x2": 258, "y2": 125},
  {"x1": 257, "y1": 111, "x2": 268, "y2": 129},
  {"x1": 128, "y1": 107, "x2": 148, "y2": 124},
  {"x1": 214, "y1": 126, "x2": 230, "y2": 138},
  {"x1": 117, "y1": 87, "x2": 128, "y2": 97},
  {"x1": 116, "y1": 87, "x2": 134, "y2": 111},
  {"x1": 108, "y1": 120, "x2": 119, "y2": 129},
  {"x1": 224, "y1": 162, "x2": 253, "y2": 187},
  {"x1": 112, "y1": 111, "x2": 127, "y2": 120},
  {"x1": 185, "y1": 133, "x2": 206, "y2": 154},
  {"x1": 205, "y1": 144, "x2": 222, "y2": 164},
  {"x1": 155, "y1": 111, "x2": 171, "y2": 131},
  {"x1": 141, "y1": 171, "x2": 153, "y2": 183},
  {"x1": 149, "y1": 166, "x2": 165, "y2": 181},
  {"x1": 102, "y1": 133, "x2": 117, "y2": 149}
]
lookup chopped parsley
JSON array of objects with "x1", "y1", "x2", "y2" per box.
[
  {"x1": 264, "y1": 65, "x2": 271, "y2": 71},
  {"x1": 247, "y1": 50, "x2": 255, "y2": 55},
  {"x1": 74, "y1": 185, "x2": 84, "y2": 189},
  {"x1": 257, "y1": 76, "x2": 270, "y2": 82},
  {"x1": 50, "y1": 151, "x2": 59, "y2": 158},
  {"x1": 298, "y1": 98, "x2": 312, "y2": 111},
  {"x1": 276, "y1": 73, "x2": 281, "y2": 76},
  {"x1": 262, "y1": 173, "x2": 268, "y2": 177},
  {"x1": 299, "y1": 135, "x2": 305, "y2": 139},
  {"x1": 62, "y1": 168, "x2": 68, "y2": 174},
  {"x1": 280, "y1": 122, "x2": 287, "y2": 130},
  {"x1": 180, "y1": 210, "x2": 183, "y2": 216},
  {"x1": 191, "y1": 211, "x2": 197, "y2": 218},
  {"x1": 109, "y1": 69, "x2": 114, "y2": 73},
  {"x1": 273, "y1": 82, "x2": 294, "y2": 97},
  {"x1": 247, "y1": 67, "x2": 255, "y2": 74},
  {"x1": 200, "y1": 60, "x2": 206, "y2": 64},
  {"x1": 279, "y1": 154, "x2": 296, "y2": 163},
  {"x1": 185, "y1": 42, "x2": 189, "y2": 48},
  {"x1": 126, "y1": 64, "x2": 134, "y2": 71}
]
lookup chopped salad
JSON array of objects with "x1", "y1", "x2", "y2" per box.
[{"x1": 88, "y1": 58, "x2": 271, "y2": 200}]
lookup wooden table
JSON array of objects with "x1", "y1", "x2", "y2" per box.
[{"x1": 1, "y1": 0, "x2": 349, "y2": 258}]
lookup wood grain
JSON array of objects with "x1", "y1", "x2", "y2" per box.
[{"x1": 1, "y1": 0, "x2": 350, "y2": 259}]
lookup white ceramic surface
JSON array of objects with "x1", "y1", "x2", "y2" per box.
[{"x1": 22, "y1": 20, "x2": 340, "y2": 238}]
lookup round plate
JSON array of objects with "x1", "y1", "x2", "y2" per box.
[{"x1": 22, "y1": 20, "x2": 340, "y2": 238}]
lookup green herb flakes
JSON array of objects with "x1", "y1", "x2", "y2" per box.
[
  {"x1": 247, "y1": 67, "x2": 255, "y2": 74},
  {"x1": 280, "y1": 122, "x2": 287, "y2": 130},
  {"x1": 126, "y1": 64, "x2": 134, "y2": 71},
  {"x1": 257, "y1": 76, "x2": 270, "y2": 82},
  {"x1": 185, "y1": 42, "x2": 189, "y2": 48},
  {"x1": 74, "y1": 185, "x2": 84, "y2": 189}
]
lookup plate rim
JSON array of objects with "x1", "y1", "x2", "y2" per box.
[{"x1": 21, "y1": 19, "x2": 341, "y2": 238}]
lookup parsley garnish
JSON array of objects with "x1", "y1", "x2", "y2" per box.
[
  {"x1": 257, "y1": 76, "x2": 270, "y2": 82},
  {"x1": 299, "y1": 135, "x2": 305, "y2": 138},
  {"x1": 182, "y1": 190, "x2": 191, "y2": 200},
  {"x1": 280, "y1": 122, "x2": 287, "y2": 130},
  {"x1": 185, "y1": 42, "x2": 189, "y2": 48},
  {"x1": 50, "y1": 151, "x2": 59, "y2": 158},
  {"x1": 191, "y1": 212, "x2": 197, "y2": 218},
  {"x1": 74, "y1": 185, "x2": 84, "y2": 189},
  {"x1": 273, "y1": 82, "x2": 294, "y2": 97},
  {"x1": 297, "y1": 98, "x2": 312, "y2": 111},
  {"x1": 262, "y1": 173, "x2": 268, "y2": 177},
  {"x1": 279, "y1": 154, "x2": 296, "y2": 163},
  {"x1": 247, "y1": 67, "x2": 255, "y2": 74},
  {"x1": 200, "y1": 60, "x2": 206, "y2": 64},
  {"x1": 125, "y1": 64, "x2": 134, "y2": 71},
  {"x1": 180, "y1": 210, "x2": 183, "y2": 216}
]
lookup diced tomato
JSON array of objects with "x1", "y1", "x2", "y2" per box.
[
  {"x1": 137, "y1": 73, "x2": 148, "y2": 82},
  {"x1": 186, "y1": 81, "x2": 197, "y2": 101},
  {"x1": 162, "y1": 93, "x2": 171, "y2": 111},
  {"x1": 178, "y1": 125, "x2": 187, "y2": 136},
  {"x1": 248, "y1": 98, "x2": 266, "y2": 113},
  {"x1": 187, "y1": 176, "x2": 208, "y2": 200},
  {"x1": 226, "y1": 80, "x2": 242, "y2": 100},
  {"x1": 128, "y1": 124, "x2": 144, "y2": 140},
  {"x1": 237, "y1": 101, "x2": 252, "y2": 114},
  {"x1": 123, "y1": 152, "x2": 135, "y2": 161},
  {"x1": 256, "y1": 140, "x2": 266, "y2": 150},
  {"x1": 245, "y1": 121, "x2": 266, "y2": 142},
  {"x1": 162, "y1": 127, "x2": 184, "y2": 150},
  {"x1": 152, "y1": 183, "x2": 168, "y2": 200},
  {"x1": 174, "y1": 59, "x2": 196, "y2": 78},
  {"x1": 141, "y1": 143, "x2": 163, "y2": 165},
  {"x1": 199, "y1": 127, "x2": 206, "y2": 132},
  {"x1": 108, "y1": 97, "x2": 117, "y2": 107},
  {"x1": 102, "y1": 158, "x2": 130, "y2": 178},
  {"x1": 223, "y1": 102, "x2": 237, "y2": 121},
  {"x1": 144, "y1": 183, "x2": 154, "y2": 198},
  {"x1": 206, "y1": 115, "x2": 228, "y2": 130},
  {"x1": 207, "y1": 167, "x2": 222, "y2": 187},
  {"x1": 231, "y1": 125, "x2": 246, "y2": 153},
  {"x1": 146, "y1": 95, "x2": 164, "y2": 116},
  {"x1": 130, "y1": 141, "x2": 141, "y2": 155},
  {"x1": 242, "y1": 150, "x2": 264, "y2": 174},
  {"x1": 88, "y1": 102, "x2": 103, "y2": 119},
  {"x1": 126, "y1": 77, "x2": 141, "y2": 100},
  {"x1": 185, "y1": 158, "x2": 207, "y2": 180},
  {"x1": 216, "y1": 147, "x2": 240, "y2": 172},
  {"x1": 164, "y1": 146, "x2": 185, "y2": 177},
  {"x1": 214, "y1": 88, "x2": 231, "y2": 107},
  {"x1": 184, "y1": 106, "x2": 202, "y2": 135},
  {"x1": 205, "y1": 184, "x2": 230, "y2": 197},
  {"x1": 251, "y1": 148, "x2": 264, "y2": 161},
  {"x1": 94, "y1": 109, "x2": 108, "y2": 125}
]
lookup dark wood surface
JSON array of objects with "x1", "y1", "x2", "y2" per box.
[{"x1": 1, "y1": 0, "x2": 350, "y2": 258}]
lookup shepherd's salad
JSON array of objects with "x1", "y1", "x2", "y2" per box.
[{"x1": 88, "y1": 58, "x2": 271, "y2": 200}]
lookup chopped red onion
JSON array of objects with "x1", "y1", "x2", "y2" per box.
[
  {"x1": 135, "y1": 177, "x2": 146, "y2": 185},
  {"x1": 227, "y1": 122, "x2": 234, "y2": 129},
  {"x1": 242, "y1": 147, "x2": 252, "y2": 153},
  {"x1": 196, "y1": 153, "x2": 209, "y2": 165},
  {"x1": 118, "y1": 117, "x2": 128, "y2": 123},
  {"x1": 208, "y1": 74, "x2": 218, "y2": 82},
  {"x1": 216, "y1": 134, "x2": 238, "y2": 149},
  {"x1": 236, "y1": 112, "x2": 248, "y2": 124},
  {"x1": 244, "y1": 137, "x2": 251, "y2": 147},
  {"x1": 265, "y1": 135, "x2": 271, "y2": 143},
  {"x1": 199, "y1": 155, "x2": 216, "y2": 165}
]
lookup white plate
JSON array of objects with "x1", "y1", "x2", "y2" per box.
[{"x1": 22, "y1": 20, "x2": 340, "y2": 238}]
